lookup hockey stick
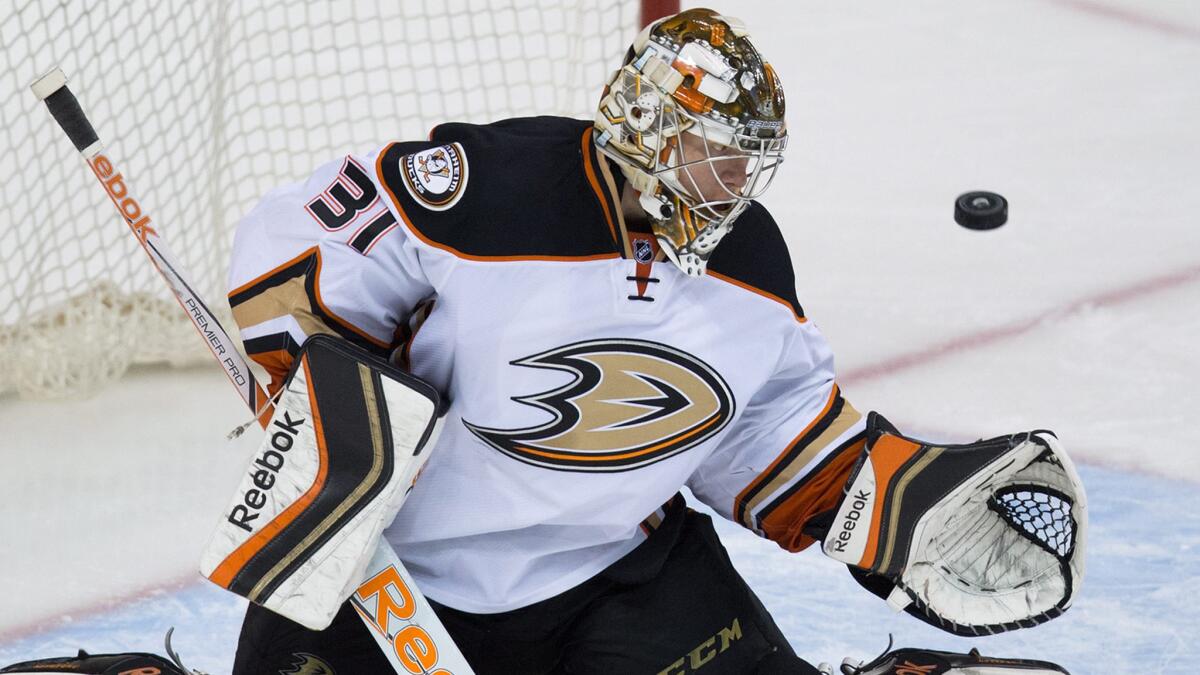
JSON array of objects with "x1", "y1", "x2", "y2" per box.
[{"x1": 31, "y1": 68, "x2": 473, "y2": 675}]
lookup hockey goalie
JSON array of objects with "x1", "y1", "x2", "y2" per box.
[{"x1": 8, "y1": 8, "x2": 1086, "y2": 675}]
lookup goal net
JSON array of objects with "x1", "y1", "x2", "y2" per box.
[{"x1": 1, "y1": 0, "x2": 656, "y2": 399}]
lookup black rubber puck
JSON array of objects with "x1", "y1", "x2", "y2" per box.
[{"x1": 954, "y1": 191, "x2": 1008, "y2": 230}]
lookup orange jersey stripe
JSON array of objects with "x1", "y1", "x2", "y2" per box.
[
  {"x1": 247, "y1": 348, "x2": 293, "y2": 427},
  {"x1": 228, "y1": 246, "x2": 391, "y2": 350},
  {"x1": 248, "y1": 349, "x2": 293, "y2": 388},
  {"x1": 228, "y1": 247, "x2": 316, "y2": 299},
  {"x1": 580, "y1": 127, "x2": 620, "y2": 247},
  {"x1": 706, "y1": 269, "x2": 807, "y2": 324},
  {"x1": 734, "y1": 385, "x2": 839, "y2": 527},
  {"x1": 758, "y1": 439, "x2": 865, "y2": 552}
]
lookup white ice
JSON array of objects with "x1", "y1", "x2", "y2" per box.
[{"x1": 2, "y1": 0, "x2": 1198, "y2": 672}]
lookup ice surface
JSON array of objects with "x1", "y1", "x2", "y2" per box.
[
  {"x1": 1, "y1": 467, "x2": 1194, "y2": 674},
  {"x1": 2, "y1": 0, "x2": 1198, "y2": 671}
]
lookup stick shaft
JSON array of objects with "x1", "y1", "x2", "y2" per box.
[
  {"x1": 32, "y1": 68, "x2": 474, "y2": 674},
  {"x1": 33, "y1": 68, "x2": 270, "y2": 418}
]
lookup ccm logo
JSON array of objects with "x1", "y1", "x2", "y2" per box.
[
  {"x1": 355, "y1": 566, "x2": 454, "y2": 675},
  {"x1": 90, "y1": 154, "x2": 156, "y2": 239}
]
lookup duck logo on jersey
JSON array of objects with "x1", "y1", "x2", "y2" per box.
[
  {"x1": 464, "y1": 339, "x2": 735, "y2": 472},
  {"x1": 401, "y1": 142, "x2": 468, "y2": 211}
]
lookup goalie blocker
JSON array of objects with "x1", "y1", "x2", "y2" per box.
[
  {"x1": 818, "y1": 413, "x2": 1086, "y2": 637},
  {"x1": 199, "y1": 334, "x2": 446, "y2": 631}
]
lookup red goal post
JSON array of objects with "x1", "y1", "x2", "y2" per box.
[{"x1": 0, "y1": 0, "x2": 678, "y2": 399}]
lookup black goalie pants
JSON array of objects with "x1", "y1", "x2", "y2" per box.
[{"x1": 232, "y1": 499, "x2": 818, "y2": 675}]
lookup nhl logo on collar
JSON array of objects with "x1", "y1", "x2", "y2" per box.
[
  {"x1": 634, "y1": 238, "x2": 654, "y2": 264},
  {"x1": 400, "y1": 142, "x2": 468, "y2": 210}
]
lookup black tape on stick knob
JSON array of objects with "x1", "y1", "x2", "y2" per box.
[{"x1": 43, "y1": 86, "x2": 99, "y2": 153}]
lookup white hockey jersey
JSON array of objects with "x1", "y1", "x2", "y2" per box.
[{"x1": 227, "y1": 117, "x2": 866, "y2": 613}]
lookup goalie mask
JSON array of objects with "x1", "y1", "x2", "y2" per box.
[{"x1": 594, "y1": 8, "x2": 787, "y2": 276}]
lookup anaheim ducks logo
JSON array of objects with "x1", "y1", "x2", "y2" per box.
[
  {"x1": 401, "y1": 142, "x2": 467, "y2": 211},
  {"x1": 464, "y1": 339, "x2": 734, "y2": 472},
  {"x1": 279, "y1": 653, "x2": 335, "y2": 675},
  {"x1": 417, "y1": 148, "x2": 451, "y2": 181}
]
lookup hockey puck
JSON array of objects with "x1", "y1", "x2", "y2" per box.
[{"x1": 954, "y1": 191, "x2": 1008, "y2": 230}]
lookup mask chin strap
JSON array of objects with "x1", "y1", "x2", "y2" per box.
[
  {"x1": 660, "y1": 240, "x2": 706, "y2": 278},
  {"x1": 633, "y1": 179, "x2": 700, "y2": 276},
  {"x1": 628, "y1": 158, "x2": 754, "y2": 278},
  {"x1": 626, "y1": 173, "x2": 701, "y2": 276},
  {"x1": 649, "y1": 195, "x2": 747, "y2": 278}
]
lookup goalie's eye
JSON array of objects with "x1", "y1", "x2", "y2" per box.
[{"x1": 990, "y1": 487, "x2": 1076, "y2": 560}]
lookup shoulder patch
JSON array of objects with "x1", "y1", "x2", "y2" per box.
[
  {"x1": 399, "y1": 142, "x2": 468, "y2": 210},
  {"x1": 375, "y1": 118, "x2": 620, "y2": 260}
]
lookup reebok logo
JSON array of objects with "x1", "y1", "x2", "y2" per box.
[
  {"x1": 228, "y1": 411, "x2": 306, "y2": 532},
  {"x1": 89, "y1": 154, "x2": 156, "y2": 241},
  {"x1": 830, "y1": 489, "x2": 871, "y2": 554},
  {"x1": 354, "y1": 565, "x2": 460, "y2": 674},
  {"x1": 822, "y1": 461, "x2": 878, "y2": 565}
]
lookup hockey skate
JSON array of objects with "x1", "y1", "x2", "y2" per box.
[
  {"x1": 0, "y1": 629, "x2": 205, "y2": 675},
  {"x1": 820, "y1": 642, "x2": 1070, "y2": 675}
]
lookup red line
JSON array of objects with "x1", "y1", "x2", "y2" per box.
[
  {"x1": 0, "y1": 573, "x2": 205, "y2": 646},
  {"x1": 1041, "y1": 0, "x2": 1200, "y2": 42},
  {"x1": 882, "y1": 420, "x2": 1200, "y2": 484},
  {"x1": 842, "y1": 262, "x2": 1200, "y2": 385}
]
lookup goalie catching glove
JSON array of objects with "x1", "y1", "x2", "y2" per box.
[
  {"x1": 820, "y1": 413, "x2": 1086, "y2": 636},
  {"x1": 199, "y1": 335, "x2": 444, "y2": 630}
]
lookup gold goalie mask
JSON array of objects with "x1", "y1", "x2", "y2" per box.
[{"x1": 594, "y1": 8, "x2": 788, "y2": 276}]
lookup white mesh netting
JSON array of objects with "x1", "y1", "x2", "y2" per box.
[{"x1": 1, "y1": 0, "x2": 638, "y2": 399}]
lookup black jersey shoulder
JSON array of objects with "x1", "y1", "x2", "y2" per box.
[
  {"x1": 706, "y1": 202, "x2": 805, "y2": 320},
  {"x1": 376, "y1": 116, "x2": 619, "y2": 260}
]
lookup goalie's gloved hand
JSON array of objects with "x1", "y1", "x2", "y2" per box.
[
  {"x1": 818, "y1": 643, "x2": 1071, "y2": 675},
  {"x1": 819, "y1": 413, "x2": 1087, "y2": 636}
]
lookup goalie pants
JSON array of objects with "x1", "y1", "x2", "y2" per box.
[{"x1": 232, "y1": 496, "x2": 818, "y2": 675}]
